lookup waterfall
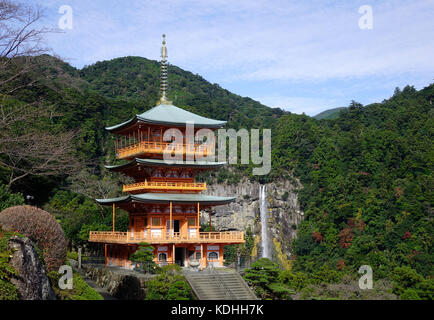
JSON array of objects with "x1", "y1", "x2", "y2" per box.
[{"x1": 259, "y1": 185, "x2": 270, "y2": 258}]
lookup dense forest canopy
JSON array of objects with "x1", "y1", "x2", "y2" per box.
[{"x1": 1, "y1": 53, "x2": 432, "y2": 299}]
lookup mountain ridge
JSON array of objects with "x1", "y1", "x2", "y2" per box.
[{"x1": 313, "y1": 107, "x2": 347, "y2": 120}]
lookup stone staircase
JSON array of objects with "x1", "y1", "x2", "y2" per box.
[{"x1": 184, "y1": 268, "x2": 258, "y2": 300}]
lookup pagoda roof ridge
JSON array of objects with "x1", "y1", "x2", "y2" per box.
[
  {"x1": 95, "y1": 193, "x2": 235, "y2": 206},
  {"x1": 105, "y1": 158, "x2": 227, "y2": 171},
  {"x1": 106, "y1": 103, "x2": 226, "y2": 132}
]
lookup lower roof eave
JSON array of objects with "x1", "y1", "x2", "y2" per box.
[{"x1": 95, "y1": 193, "x2": 236, "y2": 206}]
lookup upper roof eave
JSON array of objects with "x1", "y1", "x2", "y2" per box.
[{"x1": 105, "y1": 104, "x2": 227, "y2": 133}]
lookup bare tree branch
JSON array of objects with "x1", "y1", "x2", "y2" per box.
[{"x1": 0, "y1": 1, "x2": 81, "y2": 189}]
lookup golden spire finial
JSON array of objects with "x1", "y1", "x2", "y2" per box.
[{"x1": 157, "y1": 34, "x2": 172, "y2": 105}]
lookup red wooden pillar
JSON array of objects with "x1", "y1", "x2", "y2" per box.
[
  {"x1": 172, "y1": 244, "x2": 175, "y2": 265},
  {"x1": 197, "y1": 202, "x2": 200, "y2": 236},
  {"x1": 200, "y1": 244, "x2": 203, "y2": 270},
  {"x1": 169, "y1": 202, "x2": 172, "y2": 238},
  {"x1": 112, "y1": 203, "x2": 115, "y2": 232}
]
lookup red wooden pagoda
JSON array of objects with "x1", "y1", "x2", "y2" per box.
[{"x1": 88, "y1": 35, "x2": 244, "y2": 269}]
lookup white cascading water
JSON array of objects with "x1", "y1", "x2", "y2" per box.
[{"x1": 260, "y1": 185, "x2": 270, "y2": 258}]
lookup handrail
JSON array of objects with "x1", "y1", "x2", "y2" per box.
[
  {"x1": 116, "y1": 140, "x2": 214, "y2": 159},
  {"x1": 123, "y1": 181, "x2": 207, "y2": 192},
  {"x1": 89, "y1": 230, "x2": 245, "y2": 244}
]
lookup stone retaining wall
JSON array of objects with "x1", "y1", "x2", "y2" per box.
[{"x1": 80, "y1": 264, "x2": 155, "y2": 300}]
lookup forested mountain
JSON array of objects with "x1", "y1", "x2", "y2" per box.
[
  {"x1": 273, "y1": 88, "x2": 433, "y2": 298},
  {"x1": 1, "y1": 54, "x2": 433, "y2": 299},
  {"x1": 80, "y1": 56, "x2": 285, "y2": 130},
  {"x1": 313, "y1": 107, "x2": 347, "y2": 120}
]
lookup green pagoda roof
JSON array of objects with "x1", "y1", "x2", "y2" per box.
[
  {"x1": 96, "y1": 193, "x2": 235, "y2": 206},
  {"x1": 106, "y1": 104, "x2": 226, "y2": 132},
  {"x1": 105, "y1": 158, "x2": 226, "y2": 171}
]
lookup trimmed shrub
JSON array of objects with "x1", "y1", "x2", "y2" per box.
[
  {"x1": 0, "y1": 205, "x2": 67, "y2": 271},
  {"x1": 400, "y1": 288, "x2": 421, "y2": 300},
  {"x1": 130, "y1": 242, "x2": 157, "y2": 273},
  {"x1": 243, "y1": 258, "x2": 293, "y2": 300},
  {"x1": 145, "y1": 266, "x2": 192, "y2": 300}
]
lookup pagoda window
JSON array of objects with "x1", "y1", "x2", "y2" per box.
[
  {"x1": 153, "y1": 170, "x2": 163, "y2": 178},
  {"x1": 152, "y1": 217, "x2": 161, "y2": 227},
  {"x1": 208, "y1": 252, "x2": 218, "y2": 260},
  {"x1": 158, "y1": 253, "x2": 167, "y2": 262},
  {"x1": 166, "y1": 170, "x2": 179, "y2": 178},
  {"x1": 195, "y1": 252, "x2": 201, "y2": 260}
]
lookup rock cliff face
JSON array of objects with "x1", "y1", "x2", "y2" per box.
[
  {"x1": 8, "y1": 236, "x2": 56, "y2": 300},
  {"x1": 201, "y1": 177, "x2": 304, "y2": 264}
]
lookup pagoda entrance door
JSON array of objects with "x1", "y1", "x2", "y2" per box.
[
  {"x1": 175, "y1": 247, "x2": 186, "y2": 267},
  {"x1": 173, "y1": 220, "x2": 180, "y2": 233}
]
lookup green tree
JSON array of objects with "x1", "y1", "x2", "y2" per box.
[
  {"x1": 130, "y1": 242, "x2": 156, "y2": 273},
  {"x1": 243, "y1": 258, "x2": 294, "y2": 299},
  {"x1": 145, "y1": 265, "x2": 192, "y2": 300},
  {"x1": 0, "y1": 183, "x2": 24, "y2": 211}
]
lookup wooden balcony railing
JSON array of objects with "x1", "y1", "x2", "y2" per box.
[
  {"x1": 116, "y1": 140, "x2": 213, "y2": 160},
  {"x1": 89, "y1": 231, "x2": 244, "y2": 244},
  {"x1": 123, "y1": 181, "x2": 207, "y2": 193}
]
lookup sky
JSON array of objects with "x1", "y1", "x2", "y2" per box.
[{"x1": 22, "y1": 0, "x2": 434, "y2": 115}]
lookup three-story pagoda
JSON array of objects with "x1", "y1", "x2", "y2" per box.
[{"x1": 89, "y1": 35, "x2": 244, "y2": 269}]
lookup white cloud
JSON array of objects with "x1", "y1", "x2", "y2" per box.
[{"x1": 41, "y1": 0, "x2": 434, "y2": 80}]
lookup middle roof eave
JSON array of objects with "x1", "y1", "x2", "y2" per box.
[
  {"x1": 104, "y1": 158, "x2": 227, "y2": 171},
  {"x1": 96, "y1": 193, "x2": 235, "y2": 206},
  {"x1": 132, "y1": 193, "x2": 235, "y2": 205}
]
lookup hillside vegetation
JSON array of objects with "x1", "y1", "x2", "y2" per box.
[
  {"x1": 0, "y1": 54, "x2": 432, "y2": 299},
  {"x1": 273, "y1": 89, "x2": 433, "y2": 299},
  {"x1": 313, "y1": 107, "x2": 347, "y2": 120}
]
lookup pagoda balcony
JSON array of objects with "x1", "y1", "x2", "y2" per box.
[
  {"x1": 123, "y1": 181, "x2": 207, "y2": 193},
  {"x1": 89, "y1": 230, "x2": 244, "y2": 245},
  {"x1": 116, "y1": 140, "x2": 213, "y2": 160}
]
